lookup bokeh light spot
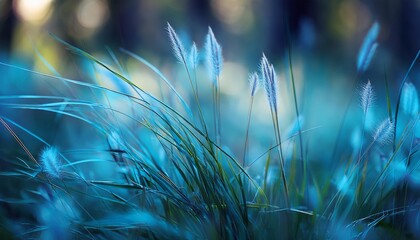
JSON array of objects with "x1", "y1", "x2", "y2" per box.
[
  {"x1": 14, "y1": 0, "x2": 53, "y2": 25},
  {"x1": 76, "y1": 0, "x2": 109, "y2": 29}
]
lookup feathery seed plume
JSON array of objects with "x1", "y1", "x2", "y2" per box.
[
  {"x1": 249, "y1": 72, "x2": 259, "y2": 96},
  {"x1": 205, "y1": 27, "x2": 223, "y2": 84},
  {"x1": 360, "y1": 80, "x2": 375, "y2": 114},
  {"x1": 40, "y1": 146, "x2": 62, "y2": 178},
  {"x1": 188, "y1": 42, "x2": 199, "y2": 69},
  {"x1": 260, "y1": 54, "x2": 278, "y2": 112},
  {"x1": 372, "y1": 118, "x2": 394, "y2": 144},
  {"x1": 167, "y1": 23, "x2": 187, "y2": 64}
]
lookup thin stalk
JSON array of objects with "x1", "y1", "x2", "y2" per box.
[
  {"x1": 273, "y1": 107, "x2": 290, "y2": 239},
  {"x1": 211, "y1": 76, "x2": 221, "y2": 147},
  {"x1": 287, "y1": 44, "x2": 305, "y2": 199},
  {"x1": 0, "y1": 117, "x2": 39, "y2": 165},
  {"x1": 357, "y1": 115, "x2": 367, "y2": 165},
  {"x1": 393, "y1": 50, "x2": 420, "y2": 151},
  {"x1": 240, "y1": 95, "x2": 255, "y2": 238},
  {"x1": 216, "y1": 76, "x2": 221, "y2": 146},
  {"x1": 263, "y1": 153, "x2": 272, "y2": 192},
  {"x1": 355, "y1": 114, "x2": 367, "y2": 201},
  {"x1": 183, "y1": 63, "x2": 209, "y2": 137},
  {"x1": 384, "y1": 72, "x2": 393, "y2": 121},
  {"x1": 243, "y1": 96, "x2": 254, "y2": 167},
  {"x1": 270, "y1": 107, "x2": 290, "y2": 208},
  {"x1": 357, "y1": 159, "x2": 368, "y2": 203},
  {"x1": 212, "y1": 82, "x2": 217, "y2": 144},
  {"x1": 193, "y1": 64, "x2": 198, "y2": 95},
  {"x1": 237, "y1": 172, "x2": 249, "y2": 234},
  {"x1": 402, "y1": 129, "x2": 416, "y2": 223}
]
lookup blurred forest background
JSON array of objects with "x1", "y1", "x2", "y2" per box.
[{"x1": 0, "y1": 0, "x2": 419, "y2": 72}]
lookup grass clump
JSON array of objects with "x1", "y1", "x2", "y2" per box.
[{"x1": 0, "y1": 22, "x2": 419, "y2": 239}]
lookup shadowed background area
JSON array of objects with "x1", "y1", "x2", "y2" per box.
[{"x1": 0, "y1": 0, "x2": 419, "y2": 66}]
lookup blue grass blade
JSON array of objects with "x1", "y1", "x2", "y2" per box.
[
  {"x1": 61, "y1": 159, "x2": 113, "y2": 167},
  {"x1": 393, "y1": 49, "x2": 420, "y2": 148},
  {"x1": 106, "y1": 46, "x2": 126, "y2": 75},
  {"x1": 1, "y1": 101, "x2": 102, "y2": 108},
  {"x1": 384, "y1": 74, "x2": 393, "y2": 121},
  {"x1": 0, "y1": 95, "x2": 69, "y2": 100}
]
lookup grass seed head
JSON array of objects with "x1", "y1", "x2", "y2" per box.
[
  {"x1": 205, "y1": 26, "x2": 223, "y2": 84},
  {"x1": 167, "y1": 22, "x2": 188, "y2": 64},
  {"x1": 40, "y1": 146, "x2": 62, "y2": 179},
  {"x1": 372, "y1": 118, "x2": 394, "y2": 144},
  {"x1": 249, "y1": 72, "x2": 259, "y2": 96},
  {"x1": 260, "y1": 54, "x2": 278, "y2": 112},
  {"x1": 360, "y1": 80, "x2": 375, "y2": 115}
]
